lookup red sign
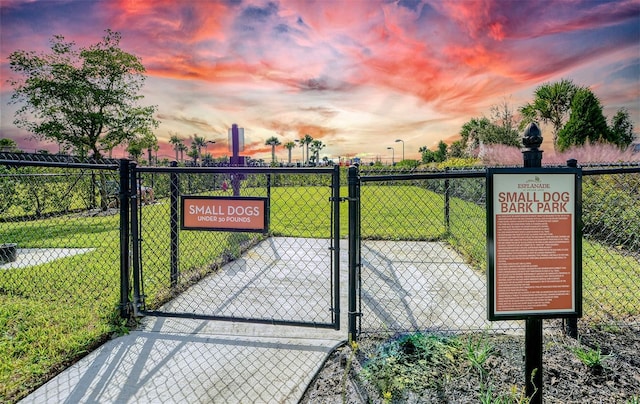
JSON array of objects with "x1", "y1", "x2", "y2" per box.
[
  {"x1": 181, "y1": 196, "x2": 268, "y2": 232},
  {"x1": 488, "y1": 169, "x2": 582, "y2": 320}
]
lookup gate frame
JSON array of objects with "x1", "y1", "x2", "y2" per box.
[
  {"x1": 126, "y1": 164, "x2": 342, "y2": 330},
  {"x1": 347, "y1": 165, "x2": 488, "y2": 341}
]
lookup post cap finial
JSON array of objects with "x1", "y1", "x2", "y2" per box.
[{"x1": 522, "y1": 122, "x2": 543, "y2": 149}]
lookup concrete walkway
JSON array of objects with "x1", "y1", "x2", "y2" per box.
[{"x1": 20, "y1": 237, "x2": 505, "y2": 404}]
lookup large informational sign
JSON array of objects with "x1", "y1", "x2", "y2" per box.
[
  {"x1": 487, "y1": 168, "x2": 582, "y2": 320},
  {"x1": 181, "y1": 196, "x2": 268, "y2": 233}
]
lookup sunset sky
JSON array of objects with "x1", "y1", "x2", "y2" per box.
[{"x1": 1, "y1": 0, "x2": 639, "y2": 163}]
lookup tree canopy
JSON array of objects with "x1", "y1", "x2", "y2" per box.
[
  {"x1": 610, "y1": 109, "x2": 635, "y2": 148},
  {"x1": 309, "y1": 139, "x2": 325, "y2": 164},
  {"x1": 557, "y1": 87, "x2": 614, "y2": 151},
  {"x1": 7, "y1": 30, "x2": 158, "y2": 159},
  {"x1": 519, "y1": 79, "x2": 578, "y2": 149}
]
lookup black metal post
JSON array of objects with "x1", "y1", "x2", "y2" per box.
[
  {"x1": 119, "y1": 159, "x2": 130, "y2": 318},
  {"x1": 347, "y1": 165, "x2": 360, "y2": 342},
  {"x1": 522, "y1": 123, "x2": 543, "y2": 404},
  {"x1": 266, "y1": 173, "x2": 271, "y2": 232},
  {"x1": 129, "y1": 162, "x2": 142, "y2": 315},
  {"x1": 332, "y1": 165, "x2": 341, "y2": 330},
  {"x1": 444, "y1": 167, "x2": 450, "y2": 232},
  {"x1": 90, "y1": 172, "x2": 96, "y2": 209},
  {"x1": 170, "y1": 161, "x2": 179, "y2": 288},
  {"x1": 565, "y1": 158, "x2": 579, "y2": 339}
]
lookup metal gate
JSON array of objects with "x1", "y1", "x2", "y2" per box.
[
  {"x1": 346, "y1": 166, "x2": 490, "y2": 339},
  {"x1": 126, "y1": 164, "x2": 341, "y2": 329}
]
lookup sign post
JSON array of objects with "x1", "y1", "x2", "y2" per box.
[{"x1": 486, "y1": 123, "x2": 582, "y2": 403}]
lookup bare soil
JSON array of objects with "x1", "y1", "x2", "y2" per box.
[{"x1": 301, "y1": 324, "x2": 640, "y2": 403}]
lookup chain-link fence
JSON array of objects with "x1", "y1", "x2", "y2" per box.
[
  {"x1": 0, "y1": 156, "x2": 123, "y2": 402},
  {"x1": 1, "y1": 154, "x2": 638, "y2": 402},
  {"x1": 354, "y1": 164, "x2": 640, "y2": 338}
]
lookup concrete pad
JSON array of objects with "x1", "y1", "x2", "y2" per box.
[
  {"x1": 359, "y1": 240, "x2": 522, "y2": 332},
  {"x1": 20, "y1": 323, "x2": 343, "y2": 404},
  {"x1": 0, "y1": 248, "x2": 94, "y2": 270}
]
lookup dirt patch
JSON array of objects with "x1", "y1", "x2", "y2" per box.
[{"x1": 301, "y1": 324, "x2": 640, "y2": 403}]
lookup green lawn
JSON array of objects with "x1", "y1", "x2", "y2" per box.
[{"x1": 0, "y1": 184, "x2": 638, "y2": 402}]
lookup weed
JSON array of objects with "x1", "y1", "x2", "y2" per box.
[
  {"x1": 480, "y1": 383, "x2": 530, "y2": 404},
  {"x1": 110, "y1": 318, "x2": 130, "y2": 337},
  {"x1": 360, "y1": 332, "x2": 460, "y2": 400},
  {"x1": 569, "y1": 341, "x2": 611, "y2": 369},
  {"x1": 465, "y1": 333, "x2": 495, "y2": 378}
]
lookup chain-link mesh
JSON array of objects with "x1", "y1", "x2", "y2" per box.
[
  {"x1": 133, "y1": 167, "x2": 341, "y2": 328},
  {"x1": 0, "y1": 159, "x2": 122, "y2": 402},
  {"x1": 356, "y1": 164, "x2": 640, "y2": 337},
  {"x1": 580, "y1": 165, "x2": 640, "y2": 324}
]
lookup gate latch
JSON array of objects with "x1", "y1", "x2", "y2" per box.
[{"x1": 330, "y1": 197, "x2": 357, "y2": 202}]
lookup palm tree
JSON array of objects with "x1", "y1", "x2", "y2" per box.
[
  {"x1": 139, "y1": 132, "x2": 157, "y2": 166},
  {"x1": 187, "y1": 144, "x2": 199, "y2": 165},
  {"x1": 191, "y1": 134, "x2": 207, "y2": 164},
  {"x1": 309, "y1": 139, "x2": 325, "y2": 165},
  {"x1": 178, "y1": 143, "x2": 187, "y2": 163},
  {"x1": 302, "y1": 134, "x2": 313, "y2": 165},
  {"x1": 169, "y1": 133, "x2": 183, "y2": 162},
  {"x1": 284, "y1": 141, "x2": 296, "y2": 165},
  {"x1": 265, "y1": 136, "x2": 281, "y2": 163},
  {"x1": 519, "y1": 79, "x2": 578, "y2": 150}
]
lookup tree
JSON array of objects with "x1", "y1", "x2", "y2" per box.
[
  {"x1": 190, "y1": 135, "x2": 206, "y2": 165},
  {"x1": 487, "y1": 100, "x2": 520, "y2": 147},
  {"x1": 557, "y1": 87, "x2": 613, "y2": 151},
  {"x1": 178, "y1": 142, "x2": 188, "y2": 163},
  {"x1": 301, "y1": 134, "x2": 314, "y2": 165},
  {"x1": 309, "y1": 139, "x2": 325, "y2": 165},
  {"x1": 448, "y1": 140, "x2": 465, "y2": 158},
  {"x1": 7, "y1": 30, "x2": 158, "y2": 160},
  {"x1": 460, "y1": 117, "x2": 493, "y2": 154},
  {"x1": 519, "y1": 79, "x2": 578, "y2": 149},
  {"x1": 265, "y1": 136, "x2": 281, "y2": 163},
  {"x1": 169, "y1": 133, "x2": 184, "y2": 162},
  {"x1": 435, "y1": 141, "x2": 448, "y2": 162},
  {"x1": 127, "y1": 140, "x2": 144, "y2": 161},
  {"x1": 0, "y1": 138, "x2": 20, "y2": 153},
  {"x1": 283, "y1": 141, "x2": 296, "y2": 165},
  {"x1": 187, "y1": 144, "x2": 199, "y2": 165},
  {"x1": 139, "y1": 132, "x2": 158, "y2": 165},
  {"x1": 420, "y1": 142, "x2": 447, "y2": 163},
  {"x1": 610, "y1": 108, "x2": 635, "y2": 148}
]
